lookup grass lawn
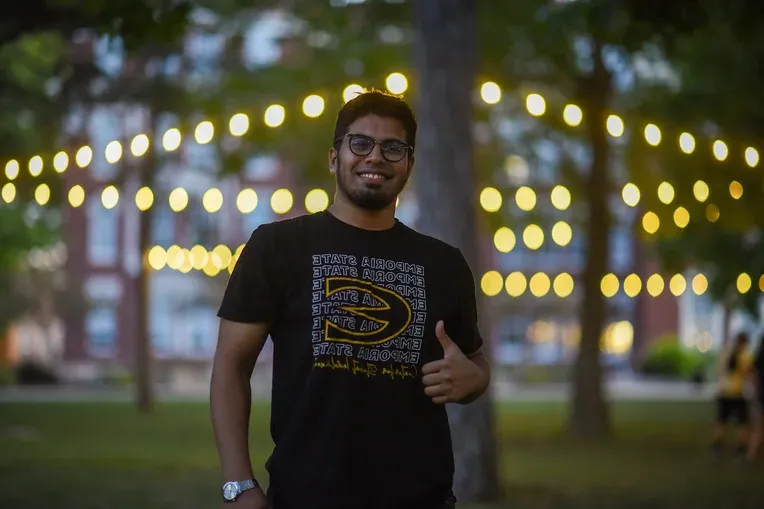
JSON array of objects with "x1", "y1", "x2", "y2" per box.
[{"x1": 0, "y1": 399, "x2": 761, "y2": 509}]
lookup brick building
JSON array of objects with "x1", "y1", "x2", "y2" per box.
[{"x1": 44, "y1": 14, "x2": 729, "y2": 385}]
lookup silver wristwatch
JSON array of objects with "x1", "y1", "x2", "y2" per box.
[{"x1": 222, "y1": 479, "x2": 259, "y2": 502}]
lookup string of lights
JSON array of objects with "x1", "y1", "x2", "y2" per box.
[
  {"x1": 479, "y1": 270, "x2": 764, "y2": 299},
  {"x1": 1, "y1": 72, "x2": 760, "y2": 211},
  {"x1": 150, "y1": 239, "x2": 764, "y2": 300},
  {"x1": 2, "y1": 72, "x2": 762, "y2": 299}
]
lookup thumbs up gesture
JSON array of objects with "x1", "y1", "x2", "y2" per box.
[{"x1": 421, "y1": 320, "x2": 487, "y2": 405}]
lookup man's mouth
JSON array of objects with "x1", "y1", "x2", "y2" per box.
[{"x1": 356, "y1": 171, "x2": 390, "y2": 182}]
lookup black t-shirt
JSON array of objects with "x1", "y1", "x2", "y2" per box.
[{"x1": 217, "y1": 210, "x2": 483, "y2": 509}]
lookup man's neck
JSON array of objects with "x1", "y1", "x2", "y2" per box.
[{"x1": 328, "y1": 199, "x2": 396, "y2": 231}]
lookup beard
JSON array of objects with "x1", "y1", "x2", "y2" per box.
[{"x1": 335, "y1": 154, "x2": 409, "y2": 211}]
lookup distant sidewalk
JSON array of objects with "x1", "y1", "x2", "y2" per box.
[
  {"x1": 0, "y1": 374, "x2": 716, "y2": 403},
  {"x1": 493, "y1": 377, "x2": 715, "y2": 401}
]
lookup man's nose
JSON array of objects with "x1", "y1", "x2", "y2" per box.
[{"x1": 364, "y1": 142, "x2": 385, "y2": 163}]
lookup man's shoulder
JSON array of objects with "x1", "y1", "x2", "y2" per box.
[
  {"x1": 251, "y1": 212, "x2": 326, "y2": 238},
  {"x1": 397, "y1": 222, "x2": 462, "y2": 258}
]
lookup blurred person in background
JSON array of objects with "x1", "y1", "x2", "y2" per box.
[
  {"x1": 746, "y1": 334, "x2": 764, "y2": 462},
  {"x1": 712, "y1": 331, "x2": 754, "y2": 459}
]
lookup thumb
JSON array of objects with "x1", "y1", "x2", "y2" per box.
[{"x1": 435, "y1": 320, "x2": 457, "y2": 351}]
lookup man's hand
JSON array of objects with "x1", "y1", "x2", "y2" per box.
[
  {"x1": 222, "y1": 487, "x2": 268, "y2": 509},
  {"x1": 421, "y1": 320, "x2": 488, "y2": 404}
]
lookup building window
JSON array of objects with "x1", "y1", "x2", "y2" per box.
[
  {"x1": 244, "y1": 155, "x2": 280, "y2": 181},
  {"x1": 87, "y1": 196, "x2": 118, "y2": 266},
  {"x1": 151, "y1": 203, "x2": 175, "y2": 246},
  {"x1": 155, "y1": 113, "x2": 179, "y2": 147},
  {"x1": 84, "y1": 275, "x2": 122, "y2": 358},
  {"x1": 186, "y1": 306, "x2": 217, "y2": 357},
  {"x1": 494, "y1": 313, "x2": 533, "y2": 365},
  {"x1": 532, "y1": 140, "x2": 560, "y2": 184},
  {"x1": 184, "y1": 141, "x2": 218, "y2": 173},
  {"x1": 610, "y1": 226, "x2": 632, "y2": 273},
  {"x1": 85, "y1": 305, "x2": 118, "y2": 358},
  {"x1": 88, "y1": 106, "x2": 121, "y2": 181},
  {"x1": 535, "y1": 229, "x2": 559, "y2": 272},
  {"x1": 149, "y1": 283, "x2": 219, "y2": 359},
  {"x1": 242, "y1": 189, "x2": 275, "y2": 236},
  {"x1": 150, "y1": 294, "x2": 173, "y2": 357},
  {"x1": 187, "y1": 202, "x2": 219, "y2": 246},
  {"x1": 566, "y1": 226, "x2": 585, "y2": 270}
]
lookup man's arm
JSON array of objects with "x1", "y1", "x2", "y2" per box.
[
  {"x1": 210, "y1": 319, "x2": 270, "y2": 483},
  {"x1": 452, "y1": 248, "x2": 491, "y2": 405},
  {"x1": 457, "y1": 349, "x2": 491, "y2": 405}
]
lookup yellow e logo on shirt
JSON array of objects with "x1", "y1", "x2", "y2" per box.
[{"x1": 323, "y1": 277, "x2": 412, "y2": 346}]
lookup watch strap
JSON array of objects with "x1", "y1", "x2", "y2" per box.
[
  {"x1": 239, "y1": 479, "x2": 258, "y2": 491},
  {"x1": 222, "y1": 478, "x2": 260, "y2": 503}
]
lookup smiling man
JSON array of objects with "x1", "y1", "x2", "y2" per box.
[{"x1": 210, "y1": 90, "x2": 491, "y2": 509}]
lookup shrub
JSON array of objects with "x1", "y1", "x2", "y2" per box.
[
  {"x1": 101, "y1": 366, "x2": 133, "y2": 386},
  {"x1": 0, "y1": 365, "x2": 16, "y2": 386},
  {"x1": 15, "y1": 361, "x2": 58, "y2": 385},
  {"x1": 639, "y1": 335, "x2": 715, "y2": 379}
]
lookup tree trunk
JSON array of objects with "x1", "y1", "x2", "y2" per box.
[
  {"x1": 568, "y1": 39, "x2": 612, "y2": 439},
  {"x1": 135, "y1": 114, "x2": 156, "y2": 414},
  {"x1": 411, "y1": 0, "x2": 500, "y2": 502}
]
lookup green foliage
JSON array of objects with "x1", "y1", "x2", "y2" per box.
[
  {"x1": 2, "y1": 1, "x2": 193, "y2": 50},
  {"x1": 101, "y1": 365, "x2": 133, "y2": 386},
  {"x1": 0, "y1": 1, "x2": 193, "y2": 337},
  {"x1": 620, "y1": 0, "x2": 764, "y2": 319},
  {"x1": 0, "y1": 205, "x2": 59, "y2": 335},
  {"x1": 638, "y1": 334, "x2": 715, "y2": 379},
  {"x1": 0, "y1": 1, "x2": 194, "y2": 178},
  {"x1": 200, "y1": 1, "x2": 412, "y2": 186},
  {"x1": 0, "y1": 26, "x2": 64, "y2": 332},
  {"x1": 626, "y1": 0, "x2": 764, "y2": 137},
  {"x1": 653, "y1": 223, "x2": 764, "y2": 317},
  {"x1": 0, "y1": 31, "x2": 65, "y2": 184},
  {"x1": 0, "y1": 365, "x2": 16, "y2": 386},
  {"x1": 0, "y1": 0, "x2": 194, "y2": 173}
]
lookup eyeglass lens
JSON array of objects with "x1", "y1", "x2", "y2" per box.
[{"x1": 348, "y1": 134, "x2": 408, "y2": 162}]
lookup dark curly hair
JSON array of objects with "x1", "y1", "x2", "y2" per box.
[{"x1": 332, "y1": 89, "x2": 417, "y2": 151}]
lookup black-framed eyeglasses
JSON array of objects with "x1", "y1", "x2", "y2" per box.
[{"x1": 334, "y1": 133, "x2": 412, "y2": 163}]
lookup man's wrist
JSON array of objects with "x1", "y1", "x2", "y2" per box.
[
  {"x1": 222, "y1": 464, "x2": 255, "y2": 481},
  {"x1": 458, "y1": 365, "x2": 489, "y2": 404},
  {"x1": 221, "y1": 478, "x2": 261, "y2": 502}
]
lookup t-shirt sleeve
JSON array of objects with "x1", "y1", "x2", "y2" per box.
[
  {"x1": 217, "y1": 224, "x2": 281, "y2": 324},
  {"x1": 452, "y1": 248, "x2": 484, "y2": 357}
]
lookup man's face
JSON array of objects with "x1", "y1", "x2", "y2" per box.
[{"x1": 329, "y1": 114, "x2": 414, "y2": 211}]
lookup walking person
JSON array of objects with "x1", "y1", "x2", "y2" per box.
[
  {"x1": 210, "y1": 90, "x2": 491, "y2": 509},
  {"x1": 746, "y1": 334, "x2": 764, "y2": 462},
  {"x1": 712, "y1": 331, "x2": 754, "y2": 459}
]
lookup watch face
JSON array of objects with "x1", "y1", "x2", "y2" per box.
[{"x1": 222, "y1": 482, "x2": 239, "y2": 501}]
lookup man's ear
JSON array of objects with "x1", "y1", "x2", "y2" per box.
[
  {"x1": 328, "y1": 148, "x2": 338, "y2": 174},
  {"x1": 406, "y1": 155, "x2": 415, "y2": 177}
]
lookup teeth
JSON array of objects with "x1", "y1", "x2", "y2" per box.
[{"x1": 359, "y1": 173, "x2": 384, "y2": 180}]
